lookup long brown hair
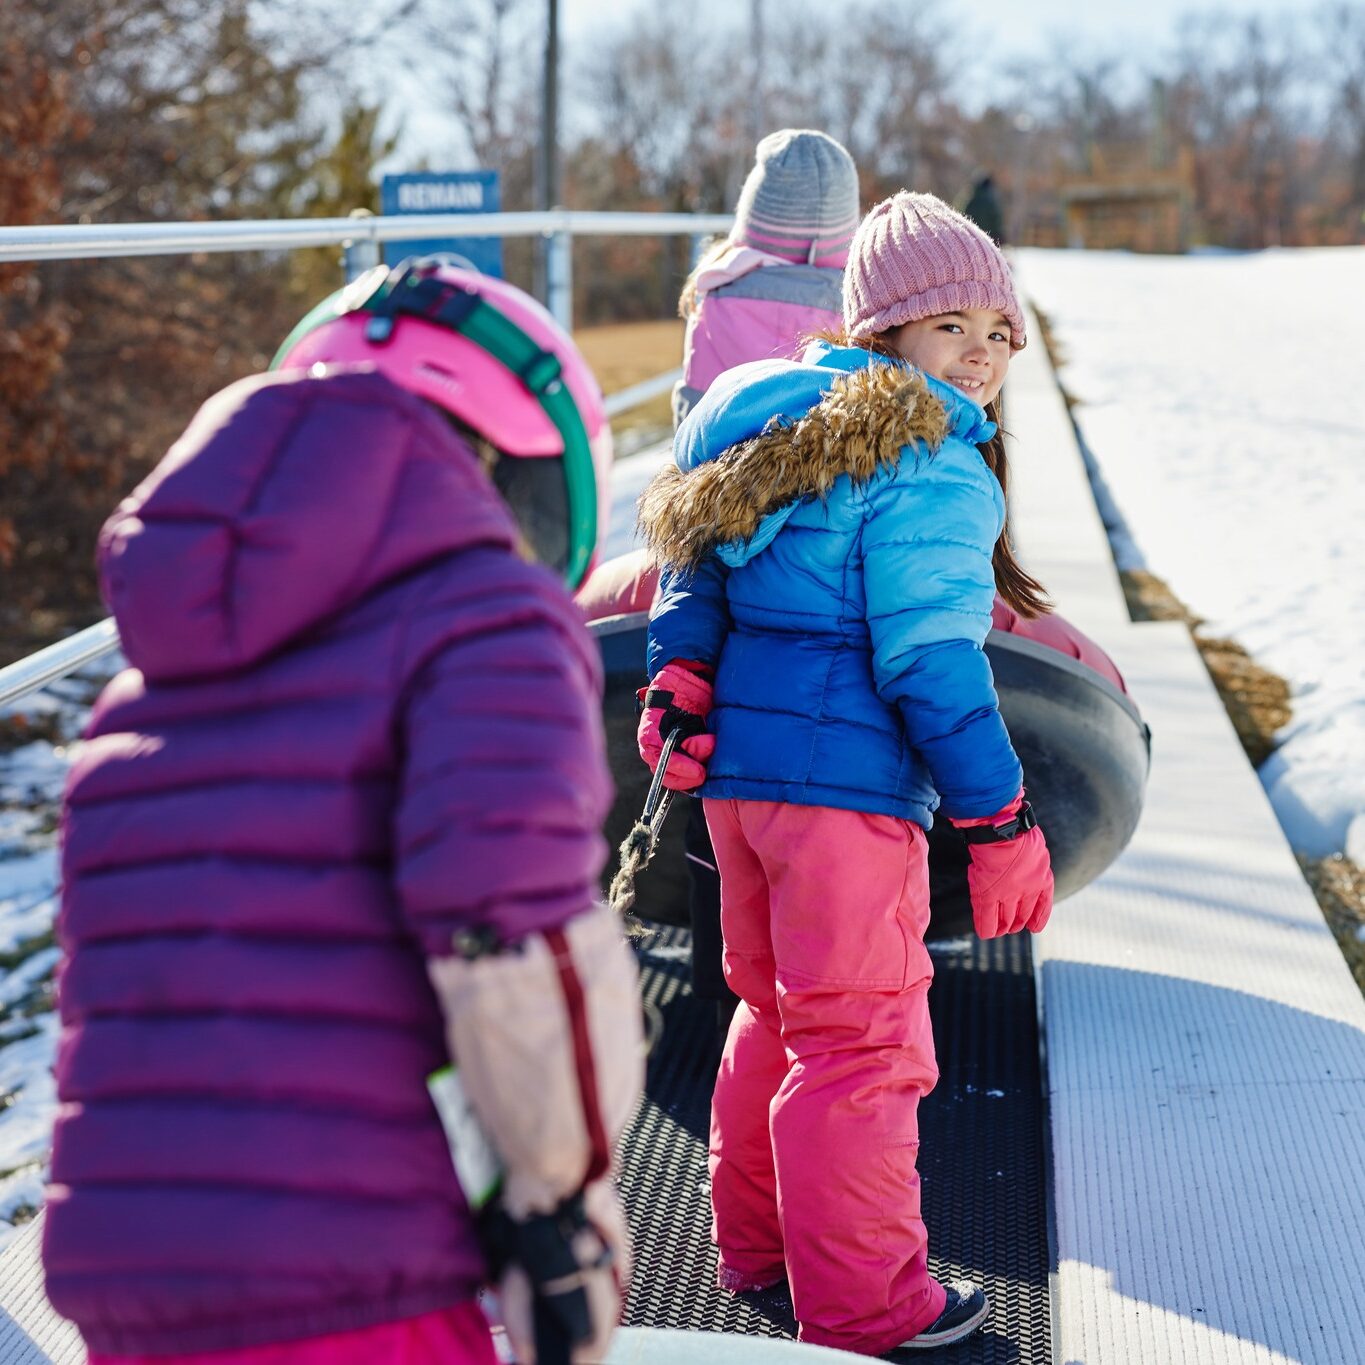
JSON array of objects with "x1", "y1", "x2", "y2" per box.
[
  {"x1": 975, "y1": 415, "x2": 1051, "y2": 618},
  {"x1": 677, "y1": 236, "x2": 732, "y2": 319},
  {"x1": 816, "y1": 327, "x2": 1051, "y2": 618}
]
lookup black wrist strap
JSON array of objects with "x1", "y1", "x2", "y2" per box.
[
  {"x1": 480, "y1": 1190, "x2": 611, "y2": 1351},
  {"x1": 961, "y1": 800, "x2": 1038, "y2": 844}
]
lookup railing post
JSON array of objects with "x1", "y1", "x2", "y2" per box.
[
  {"x1": 546, "y1": 222, "x2": 572, "y2": 331},
  {"x1": 342, "y1": 209, "x2": 381, "y2": 283}
]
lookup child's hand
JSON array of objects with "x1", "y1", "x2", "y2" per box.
[
  {"x1": 498, "y1": 1179, "x2": 630, "y2": 1364},
  {"x1": 950, "y1": 793, "x2": 1054, "y2": 938},
  {"x1": 636, "y1": 660, "x2": 717, "y2": 791}
]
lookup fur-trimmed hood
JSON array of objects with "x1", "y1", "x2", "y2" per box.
[{"x1": 638, "y1": 346, "x2": 993, "y2": 572}]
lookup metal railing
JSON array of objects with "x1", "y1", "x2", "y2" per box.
[
  {"x1": 0, "y1": 209, "x2": 733, "y2": 331},
  {"x1": 0, "y1": 620, "x2": 120, "y2": 710},
  {"x1": 0, "y1": 361, "x2": 687, "y2": 711},
  {"x1": 0, "y1": 208, "x2": 716, "y2": 707},
  {"x1": 0, "y1": 210, "x2": 736, "y2": 262},
  {"x1": 602, "y1": 366, "x2": 682, "y2": 421}
]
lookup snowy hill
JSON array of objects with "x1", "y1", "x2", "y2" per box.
[{"x1": 1017, "y1": 246, "x2": 1365, "y2": 862}]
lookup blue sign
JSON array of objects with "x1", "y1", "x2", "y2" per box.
[{"x1": 380, "y1": 171, "x2": 502, "y2": 277}]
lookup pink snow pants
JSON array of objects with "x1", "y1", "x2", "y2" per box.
[
  {"x1": 704, "y1": 798, "x2": 948, "y2": 1357},
  {"x1": 88, "y1": 1301, "x2": 499, "y2": 1365}
]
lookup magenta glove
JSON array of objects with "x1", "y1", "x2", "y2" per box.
[
  {"x1": 950, "y1": 792, "x2": 1054, "y2": 939},
  {"x1": 636, "y1": 660, "x2": 717, "y2": 792}
]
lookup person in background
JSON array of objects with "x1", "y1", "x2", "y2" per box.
[
  {"x1": 963, "y1": 173, "x2": 1006, "y2": 245},
  {"x1": 44, "y1": 260, "x2": 643, "y2": 1365},
  {"x1": 634, "y1": 193, "x2": 1054, "y2": 1356},
  {"x1": 626, "y1": 129, "x2": 858, "y2": 1023},
  {"x1": 672, "y1": 127, "x2": 860, "y2": 427}
]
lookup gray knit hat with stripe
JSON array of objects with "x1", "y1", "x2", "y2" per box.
[{"x1": 732, "y1": 129, "x2": 860, "y2": 268}]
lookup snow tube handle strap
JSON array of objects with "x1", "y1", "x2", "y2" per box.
[{"x1": 637, "y1": 684, "x2": 709, "y2": 741}]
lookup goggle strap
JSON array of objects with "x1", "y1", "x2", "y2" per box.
[{"x1": 359, "y1": 264, "x2": 597, "y2": 589}]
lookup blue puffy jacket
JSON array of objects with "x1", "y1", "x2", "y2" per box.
[{"x1": 638, "y1": 341, "x2": 1022, "y2": 827}]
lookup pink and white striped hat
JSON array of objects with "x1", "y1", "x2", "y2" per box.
[
  {"x1": 733, "y1": 129, "x2": 860, "y2": 269},
  {"x1": 843, "y1": 191, "x2": 1026, "y2": 349}
]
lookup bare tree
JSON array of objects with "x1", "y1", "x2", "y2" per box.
[
  {"x1": 1313, "y1": 1, "x2": 1365, "y2": 235},
  {"x1": 575, "y1": 8, "x2": 748, "y2": 210},
  {"x1": 1166, "y1": 12, "x2": 1304, "y2": 247},
  {"x1": 391, "y1": 0, "x2": 542, "y2": 189},
  {"x1": 0, "y1": 0, "x2": 351, "y2": 652}
]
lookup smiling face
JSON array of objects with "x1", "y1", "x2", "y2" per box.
[{"x1": 883, "y1": 308, "x2": 1014, "y2": 408}]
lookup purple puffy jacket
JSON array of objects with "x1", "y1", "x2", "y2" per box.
[{"x1": 44, "y1": 367, "x2": 611, "y2": 1356}]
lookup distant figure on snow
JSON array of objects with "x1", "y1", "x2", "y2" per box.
[{"x1": 963, "y1": 172, "x2": 1007, "y2": 245}]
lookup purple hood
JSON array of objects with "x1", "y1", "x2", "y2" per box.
[{"x1": 100, "y1": 365, "x2": 515, "y2": 680}]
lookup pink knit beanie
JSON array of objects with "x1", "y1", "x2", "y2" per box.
[{"x1": 843, "y1": 191, "x2": 1026, "y2": 349}]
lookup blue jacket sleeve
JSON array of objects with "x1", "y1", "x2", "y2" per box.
[
  {"x1": 646, "y1": 557, "x2": 731, "y2": 676},
  {"x1": 860, "y1": 447, "x2": 1022, "y2": 819}
]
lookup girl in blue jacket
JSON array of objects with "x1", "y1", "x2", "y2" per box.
[{"x1": 635, "y1": 192, "x2": 1055, "y2": 1357}]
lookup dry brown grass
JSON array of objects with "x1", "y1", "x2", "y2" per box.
[
  {"x1": 1194, "y1": 636, "x2": 1294, "y2": 770},
  {"x1": 1119, "y1": 559, "x2": 1364, "y2": 993},
  {"x1": 1117, "y1": 500, "x2": 1363, "y2": 996},
  {"x1": 1123, "y1": 556, "x2": 1364, "y2": 996},
  {"x1": 1300, "y1": 855, "x2": 1365, "y2": 993},
  {"x1": 573, "y1": 319, "x2": 684, "y2": 390},
  {"x1": 574, "y1": 319, "x2": 684, "y2": 452}
]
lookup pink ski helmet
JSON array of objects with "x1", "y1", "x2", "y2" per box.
[{"x1": 271, "y1": 258, "x2": 612, "y2": 589}]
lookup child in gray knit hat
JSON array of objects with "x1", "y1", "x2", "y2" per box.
[
  {"x1": 673, "y1": 129, "x2": 860, "y2": 425},
  {"x1": 663, "y1": 129, "x2": 860, "y2": 1034}
]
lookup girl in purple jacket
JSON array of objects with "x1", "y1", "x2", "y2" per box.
[{"x1": 45, "y1": 262, "x2": 643, "y2": 1365}]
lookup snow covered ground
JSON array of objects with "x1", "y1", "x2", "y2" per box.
[
  {"x1": 0, "y1": 679, "x2": 104, "y2": 1252},
  {"x1": 1016, "y1": 247, "x2": 1365, "y2": 863}
]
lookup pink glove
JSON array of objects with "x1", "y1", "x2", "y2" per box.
[
  {"x1": 950, "y1": 792, "x2": 1054, "y2": 939},
  {"x1": 636, "y1": 659, "x2": 717, "y2": 792}
]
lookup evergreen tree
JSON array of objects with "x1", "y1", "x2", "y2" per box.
[
  {"x1": 0, "y1": 0, "x2": 338, "y2": 656},
  {"x1": 280, "y1": 99, "x2": 402, "y2": 308}
]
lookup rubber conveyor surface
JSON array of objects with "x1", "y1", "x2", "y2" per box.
[{"x1": 620, "y1": 926, "x2": 1053, "y2": 1363}]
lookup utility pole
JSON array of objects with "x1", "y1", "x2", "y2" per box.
[
  {"x1": 536, "y1": 0, "x2": 561, "y2": 311},
  {"x1": 749, "y1": 0, "x2": 766, "y2": 146}
]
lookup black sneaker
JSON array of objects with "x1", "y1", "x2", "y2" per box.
[{"x1": 883, "y1": 1280, "x2": 989, "y2": 1355}]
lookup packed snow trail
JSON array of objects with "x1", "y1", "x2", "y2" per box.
[{"x1": 1017, "y1": 246, "x2": 1365, "y2": 861}]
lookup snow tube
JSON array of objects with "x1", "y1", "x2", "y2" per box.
[{"x1": 582, "y1": 553, "x2": 1151, "y2": 939}]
